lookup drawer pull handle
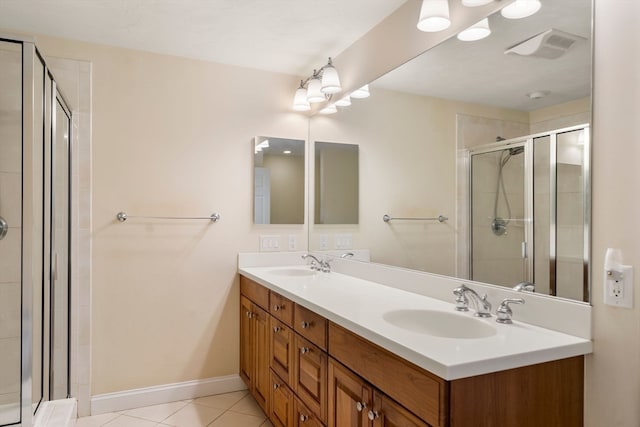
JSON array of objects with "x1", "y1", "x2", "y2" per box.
[
  {"x1": 299, "y1": 414, "x2": 308, "y2": 422},
  {"x1": 301, "y1": 321, "x2": 311, "y2": 329},
  {"x1": 274, "y1": 304, "x2": 281, "y2": 311},
  {"x1": 356, "y1": 402, "x2": 367, "y2": 412},
  {"x1": 246, "y1": 311, "x2": 253, "y2": 319},
  {"x1": 273, "y1": 326, "x2": 281, "y2": 333},
  {"x1": 368, "y1": 410, "x2": 380, "y2": 421},
  {"x1": 300, "y1": 347, "x2": 310, "y2": 354},
  {"x1": 273, "y1": 383, "x2": 280, "y2": 390}
]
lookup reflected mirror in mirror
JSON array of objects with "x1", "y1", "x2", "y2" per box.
[
  {"x1": 253, "y1": 136, "x2": 305, "y2": 224},
  {"x1": 308, "y1": 0, "x2": 591, "y2": 302},
  {"x1": 314, "y1": 142, "x2": 359, "y2": 224}
]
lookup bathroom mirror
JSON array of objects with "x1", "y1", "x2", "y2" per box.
[
  {"x1": 308, "y1": 0, "x2": 592, "y2": 302},
  {"x1": 253, "y1": 136, "x2": 305, "y2": 224},
  {"x1": 314, "y1": 142, "x2": 359, "y2": 224}
]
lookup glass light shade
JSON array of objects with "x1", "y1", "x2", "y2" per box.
[
  {"x1": 457, "y1": 18, "x2": 491, "y2": 41},
  {"x1": 292, "y1": 87, "x2": 311, "y2": 111},
  {"x1": 319, "y1": 104, "x2": 337, "y2": 115},
  {"x1": 321, "y1": 65, "x2": 342, "y2": 94},
  {"x1": 307, "y1": 77, "x2": 325, "y2": 103},
  {"x1": 500, "y1": 0, "x2": 541, "y2": 19},
  {"x1": 417, "y1": 0, "x2": 451, "y2": 32},
  {"x1": 334, "y1": 95, "x2": 351, "y2": 107},
  {"x1": 462, "y1": 0, "x2": 493, "y2": 6},
  {"x1": 350, "y1": 84, "x2": 370, "y2": 99}
]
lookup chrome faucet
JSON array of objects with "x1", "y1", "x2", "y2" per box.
[
  {"x1": 301, "y1": 254, "x2": 331, "y2": 272},
  {"x1": 453, "y1": 284, "x2": 492, "y2": 318},
  {"x1": 513, "y1": 281, "x2": 535, "y2": 292},
  {"x1": 496, "y1": 298, "x2": 525, "y2": 324},
  {"x1": 341, "y1": 252, "x2": 355, "y2": 258}
]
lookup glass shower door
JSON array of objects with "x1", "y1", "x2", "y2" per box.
[
  {"x1": 470, "y1": 145, "x2": 528, "y2": 286},
  {"x1": 0, "y1": 39, "x2": 22, "y2": 427}
]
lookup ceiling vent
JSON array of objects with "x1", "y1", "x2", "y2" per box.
[{"x1": 504, "y1": 29, "x2": 586, "y2": 59}]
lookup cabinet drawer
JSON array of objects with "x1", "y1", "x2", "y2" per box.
[
  {"x1": 270, "y1": 291, "x2": 294, "y2": 327},
  {"x1": 271, "y1": 370, "x2": 294, "y2": 427},
  {"x1": 271, "y1": 317, "x2": 294, "y2": 386},
  {"x1": 294, "y1": 304, "x2": 328, "y2": 351},
  {"x1": 240, "y1": 276, "x2": 269, "y2": 310},
  {"x1": 294, "y1": 395, "x2": 325, "y2": 427},
  {"x1": 329, "y1": 322, "x2": 447, "y2": 427},
  {"x1": 294, "y1": 335, "x2": 328, "y2": 425}
]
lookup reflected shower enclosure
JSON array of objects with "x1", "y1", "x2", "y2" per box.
[
  {"x1": 0, "y1": 37, "x2": 72, "y2": 427},
  {"x1": 468, "y1": 125, "x2": 589, "y2": 301}
]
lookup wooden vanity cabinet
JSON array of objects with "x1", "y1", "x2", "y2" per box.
[
  {"x1": 293, "y1": 334, "x2": 328, "y2": 424},
  {"x1": 294, "y1": 396, "x2": 325, "y2": 427},
  {"x1": 271, "y1": 317, "x2": 295, "y2": 385},
  {"x1": 271, "y1": 371, "x2": 294, "y2": 427},
  {"x1": 271, "y1": 292, "x2": 294, "y2": 327},
  {"x1": 327, "y1": 358, "x2": 371, "y2": 427},
  {"x1": 239, "y1": 295, "x2": 270, "y2": 414}
]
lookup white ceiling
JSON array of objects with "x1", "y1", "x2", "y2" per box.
[{"x1": 0, "y1": 0, "x2": 406, "y2": 76}]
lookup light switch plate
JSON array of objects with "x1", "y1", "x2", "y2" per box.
[
  {"x1": 319, "y1": 234, "x2": 329, "y2": 250},
  {"x1": 260, "y1": 235, "x2": 280, "y2": 252}
]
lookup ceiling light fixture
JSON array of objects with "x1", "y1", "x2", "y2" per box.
[
  {"x1": 457, "y1": 18, "x2": 491, "y2": 41},
  {"x1": 320, "y1": 58, "x2": 342, "y2": 94},
  {"x1": 335, "y1": 95, "x2": 352, "y2": 107},
  {"x1": 319, "y1": 104, "x2": 338, "y2": 115},
  {"x1": 350, "y1": 84, "x2": 370, "y2": 99},
  {"x1": 501, "y1": 0, "x2": 541, "y2": 19},
  {"x1": 417, "y1": 0, "x2": 451, "y2": 32}
]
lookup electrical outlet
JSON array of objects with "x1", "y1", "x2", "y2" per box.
[
  {"x1": 604, "y1": 265, "x2": 633, "y2": 308},
  {"x1": 288, "y1": 235, "x2": 297, "y2": 250}
]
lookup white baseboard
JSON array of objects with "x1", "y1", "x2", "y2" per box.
[{"x1": 90, "y1": 374, "x2": 247, "y2": 415}]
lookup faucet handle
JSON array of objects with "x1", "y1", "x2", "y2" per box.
[{"x1": 496, "y1": 298, "x2": 525, "y2": 324}]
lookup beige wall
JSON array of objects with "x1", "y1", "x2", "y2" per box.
[
  {"x1": 587, "y1": 1, "x2": 640, "y2": 426},
  {"x1": 34, "y1": 36, "x2": 308, "y2": 395}
]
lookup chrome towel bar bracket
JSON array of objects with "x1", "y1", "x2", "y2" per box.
[
  {"x1": 116, "y1": 211, "x2": 221, "y2": 223},
  {"x1": 383, "y1": 214, "x2": 448, "y2": 223}
]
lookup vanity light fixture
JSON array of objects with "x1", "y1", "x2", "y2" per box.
[
  {"x1": 457, "y1": 18, "x2": 491, "y2": 41},
  {"x1": 319, "y1": 104, "x2": 338, "y2": 115},
  {"x1": 417, "y1": 0, "x2": 451, "y2": 32},
  {"x1": 500, "y1": 0, "x2": 542, "y2": 19},
  {"x1": 291, "y1": 57, "x2": 343, "y2": 111},
  {"x1": 350, "y1": 84, "x2": 370, "y2": 99},
  {"x1": 334, "y1": 95, "x2": 352, "y2": 107},
  {"x1": 462, "y1": 0, "x2": 493, "y2": 6},
  {"x1": 283, "y1": 150, "x2": 292, "y2": 154}
]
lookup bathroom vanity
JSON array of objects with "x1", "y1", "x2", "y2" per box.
[{"x1": 238, "y1": 264, "x2": 590, "y2": 427}]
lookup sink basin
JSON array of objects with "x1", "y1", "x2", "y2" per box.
[
  {"x1": 383, "y1": 309, "x2": 497, "y2": 339},
  {"x1": 267, "y1": 268, "x2": 317, "y2": 277}
]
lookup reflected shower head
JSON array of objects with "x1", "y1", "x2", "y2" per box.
[{"x1": 508, "y1": 146, "x2": 525, "y2": 156}]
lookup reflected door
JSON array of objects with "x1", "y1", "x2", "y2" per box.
[{"x1": 470, "y1": 145, "x2": 528, "y2": 286}]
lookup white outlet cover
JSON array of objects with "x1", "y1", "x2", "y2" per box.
[{"x1": 604, "y1": 265, "x2": 633, "y2": 308}]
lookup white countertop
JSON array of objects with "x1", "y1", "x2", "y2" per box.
[{"x1": 239, "y1": 265, "x2": 593, "y2": 381}]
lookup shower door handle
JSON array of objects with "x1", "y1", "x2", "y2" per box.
[
  {"x1": 52, "y1": 253, "x2": 58, "y2": 281},
  {"x1": 521, "y1": 242, "x2": 528, "y2": 259}
]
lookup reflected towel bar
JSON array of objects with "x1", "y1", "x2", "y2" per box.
[
  {"x1": 116, "y1": 211, "x2": 221, "y2": 223},
  {"x1": 383, "y1": 214, "x2": 448, "y2": 223}
]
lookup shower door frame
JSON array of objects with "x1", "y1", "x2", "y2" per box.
[
  {"x1": 465, "y1": 124, "x2": 591, "y2": 300},
  {"x1": 467, "y1": 138, "x2": 534, "y2": 286}
]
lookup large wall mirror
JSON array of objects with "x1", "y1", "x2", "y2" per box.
[
  {"x1": 314, "y1": 142, "x2": 359, "y2": 225},
  {"x1": 253, "y1": 136, "x2": 305, "y2": 224},
  {"x1": 308, "y1": 0, "x2": 592, "y2": 303}
]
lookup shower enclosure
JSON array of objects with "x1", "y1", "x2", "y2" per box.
[
  {"x1": 0, "y1": 37, "x2": 72, "y2": 426},
  {"x1": 468, "y1": 125, "x2": 590, "y2": 301}
]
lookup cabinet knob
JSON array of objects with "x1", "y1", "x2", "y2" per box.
[
  {"x1": 273, "y1": 326, "x2": 281, "y2": 333},
  {"x1": 299, "y1": 414, "x2": 308, "y2": 422},
  {"x1": 300, "y1": 347, "x2": 310, "y2": 354},
  {"x1": 274, "y1": 304, "x2": 281, "y2": 311},
  {"x1": 356, "y1": 402, "x2": 367, "y2": 412},
  {"x1": 273, "y1": 383, "x2": 280, "y2": 390},
  {"x1": 368, "y1": 410, "x2": 380, "y2": 421},
  {"x1": 246, "y1": 311, "x2": 253, "y2": 319},
  {"x1": 300, "y1": 321, "x2": 311, "y2": 329}
]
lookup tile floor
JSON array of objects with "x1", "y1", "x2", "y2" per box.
[{"x1": 73, "y1": 391, "x2": 274, "y2": 427}]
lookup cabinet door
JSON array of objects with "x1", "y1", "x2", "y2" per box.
[
  {"x1": 240, "y1": 296, "x2": 254, "y2": 387},
  {"x1": 370, "y1": 392, "x2": 429, "y2": 427},
  {"x1": 271, "y1": 317, "x2": 294, "y2": 385},
  {"x1": 294, "y1": 335, "x2": 328, "y2": 424},
  {"x1": 271, "y1": 371, "x2": 294, "y2": 427},
  {"x1": 294, "y1": 396, "x2": 325, "y2": 427},
  {"x1": 328, "y1": 358, "x2": 371, "y2": 427},
  {"x1": 253, "y1": 305, "x2": 271, "y2": 413}
]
